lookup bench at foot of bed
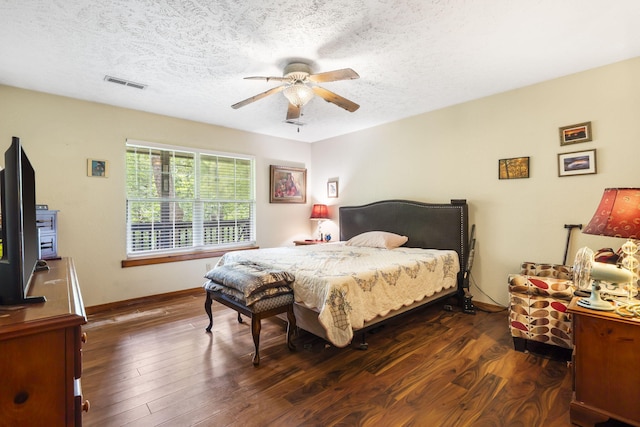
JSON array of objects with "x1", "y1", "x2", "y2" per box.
[{"x1": 204, "y1": 289, "x2": 296, "y2": 366}]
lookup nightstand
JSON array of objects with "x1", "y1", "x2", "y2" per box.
[
  {"x1": 293, "y1": 240, "x2": 326, "y2": 246},
  {"x1": 568, "y1": 297, "x2": 640, "y2": 426}
]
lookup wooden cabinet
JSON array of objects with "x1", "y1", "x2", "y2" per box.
[
  {"x1": 568, "y1": 298, "x2": 640, "y2": 426},
  {"x1": 36, "y1": 209, "x2": 59, "y2": 259},
  {"x1": 0, "y1": 258, "x2": 87, "y2": 426}
]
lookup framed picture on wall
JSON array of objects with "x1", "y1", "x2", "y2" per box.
[
  {"x1": 558, "y1": 149, "x2": 597, "y2": 177},
  {"x1": 498, "y1": 156, "x2": 530, "y2": 179},
  {"x1": 87, "y1": 159, "x2": 108, "y2": 177},
  {"x1": 559, "y1": 121, "x2": 592, "y2": 146},
  {"x1": 270, "y1": 165, "x2": 307, "y2": 203},
  {"x1": 327, "y1": 179, "x2": 339, "y2": 198}
]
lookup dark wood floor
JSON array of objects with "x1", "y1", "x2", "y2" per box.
[{"x1": 82, "y1": 291, "x2": 575, "y2": 427}]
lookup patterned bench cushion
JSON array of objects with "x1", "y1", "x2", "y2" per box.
[
  {"x1": 204, "y1": 280, "x2": 293, "y2": 311},
  {"x1": 204, "y1": 261, "x2": 294, "y2": 306}
]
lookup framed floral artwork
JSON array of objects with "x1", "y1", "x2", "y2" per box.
[{"x1": 270, "y1": 165, "x2": 306, "y2": 203}]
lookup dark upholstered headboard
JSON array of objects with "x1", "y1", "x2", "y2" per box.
[{"x1": 339, "y1": 199, "x2": 469, "y2": 288}]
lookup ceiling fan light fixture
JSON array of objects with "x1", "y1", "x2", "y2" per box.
[{"x1": 283, "y1": 82, "x2": 314, "y2": 107}]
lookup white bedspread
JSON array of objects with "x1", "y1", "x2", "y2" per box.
[{"x1": 216, "y1": 243, "x2": 459, "y2": 347}]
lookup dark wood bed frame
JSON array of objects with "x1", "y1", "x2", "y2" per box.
[{"x1": 292, "y1": 198, "x2": 474, "y2": 347}]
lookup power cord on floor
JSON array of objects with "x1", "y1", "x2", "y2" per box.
[{"x1": 469, "y1": 271, "x2": 508, "y2": 313}]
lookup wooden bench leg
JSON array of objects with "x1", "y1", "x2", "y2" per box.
[
  {"x1": 205, "y1": 290, "x2": 295, "y2": 365},
  {"x1": 286, "y1": 305, "x2": 297, "y2": 351},
  {"x1": 251, "y1": 314, "x2": 261, "y2": 366},
  {"x1": 204, "y1": 292, "x2": 213, "y2": 333}
]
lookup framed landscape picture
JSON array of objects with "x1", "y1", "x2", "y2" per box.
[
  {"x1": 559, "y1": 121, "x2": 592, "y2": 146},
  {"x1": 498, "y1": 156, "x2": 529, "y2": 180},
  {"x1": 270, "y1": 165, "x2": 306, "y2": 203},
  {"x1": 558, "y1": 149, "x2": 597, "y2": 177}
]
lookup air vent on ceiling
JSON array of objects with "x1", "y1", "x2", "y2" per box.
[{"x1": 104, "y1": 75, "x2": 147, "y2": 90}]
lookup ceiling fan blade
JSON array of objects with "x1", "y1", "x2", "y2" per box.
[
  {"x1": 308, "y1": 68, "x2": 359, "y2": 83},
  {"x1": 311, "y1": 86, "x2": 360, "y2": 112},
  {"x1": 286, "y1": 103, "x2": 301, "y2": 121},
  {"x1": 244, "y1": 76, "x2": 289, "y2": 82},
  {"x1": 231, "y1": 85, "x2": 285, "y2": 109}
]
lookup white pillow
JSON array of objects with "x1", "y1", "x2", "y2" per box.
[{"x1": 345, "y1": 231, "x2": 408, "y2": 249}]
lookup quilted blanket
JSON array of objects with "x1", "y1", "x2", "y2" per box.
[
  {"x1": 205, "y1": 262, "x2": 294, "y2": 306},
  {"x1": 216, "y1": 243, "x2": 459, "y2": 347}
]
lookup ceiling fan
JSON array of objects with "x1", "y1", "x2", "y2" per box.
[{"x1": 231, "y1": 62, "x2": 360, "y2": 123}]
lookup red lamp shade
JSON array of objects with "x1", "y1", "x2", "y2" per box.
[
  {"x1": 310, "y1": 204, "x2": 329, "y2": 220},
  {"x1": 583, "y1": 188, "x2": 640, "y2": 239}
]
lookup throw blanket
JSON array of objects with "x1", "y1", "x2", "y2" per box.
[
  {"x1": 217, "y1": 243, "x2": 459, "y2": 347},
  {"x1": 205, "y1": 261, "x2": 294, "y2": 306}
]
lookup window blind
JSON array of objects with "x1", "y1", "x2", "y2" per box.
[{"x1": 125, "y1": 140, "x2": 255, "y2": 256}]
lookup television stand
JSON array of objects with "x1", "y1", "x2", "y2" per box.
[
  {"x1": 19, "y1": 295, "x2": 47, "y2": 304},
  {"x1": 17, "y1": 261, "x2": 52, "y2": 303},
  {"x1": 0, "y1": 258, "x2": 87, "y2": 425}
]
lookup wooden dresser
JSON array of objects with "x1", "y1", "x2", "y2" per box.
[
  {"x1": 0, "y1": 258, "x2": 88, "y2": 426},
  {"x1": 568, "y1": 297, "x2": 640, "y2": 426}
]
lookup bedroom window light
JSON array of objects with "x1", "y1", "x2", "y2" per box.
[{"x1": 125, "y1": 140, "x2": 256, "y2": 257}]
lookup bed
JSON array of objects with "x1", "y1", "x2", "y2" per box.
[{"x1": 206, "y1": 199, "x2": 472, "y2": 348}]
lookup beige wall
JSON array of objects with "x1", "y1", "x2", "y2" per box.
[
  {"x1": 311, "y1": 57, "x2": 640, "y2": 307},
  {"x1": 0, "y1": 86, "x2": 312, "y2": 306},
  {"x1": 2, "y1": 56, "x2": 639, "y2": 309}
]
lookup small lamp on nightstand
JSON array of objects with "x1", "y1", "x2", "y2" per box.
[
  {"x1": 583, "y1": 188, "x2": 640, "y2": 299},
  {"x1": 310, "y1": 204, "x2": 329, "y2": 241}
]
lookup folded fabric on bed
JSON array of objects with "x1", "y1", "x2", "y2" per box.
[
  {"x1": 204, "y1": 261, "x2": 294, "y2": 302},
  {"x1": 204, "y1": 280, "x2": 293, "y2": 306}
]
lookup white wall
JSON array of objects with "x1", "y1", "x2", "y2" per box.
[
  {"x1": 3, "y1": 57, "x2": 640, "y2": 309},
  {"x1": 311, "y1": 57, "x2": 640, "y2": 307},
  {"x1": 0, "y1": 85, "x2": 312, "y2": 307}
]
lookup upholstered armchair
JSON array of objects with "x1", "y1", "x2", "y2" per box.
[{"x1": 508, "y1": 262, "x2": 575, "y2": 356}]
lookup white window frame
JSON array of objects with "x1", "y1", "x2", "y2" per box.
[{"x1": 125, "y1": 139, "x2": 256, "y2": 257}]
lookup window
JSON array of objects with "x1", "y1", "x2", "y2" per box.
[{"x1": 125, "y1": 140, "x2": 255, "y2": 257}]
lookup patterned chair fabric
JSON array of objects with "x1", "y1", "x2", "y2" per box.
[{"x1": 508, "y1": 262, "x2": 575, "y2": 350}]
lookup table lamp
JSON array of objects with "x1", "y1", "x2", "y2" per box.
[
  {"x1": 310, "y1": 204, "x2": 329, "y2": 241},
  {"x1": 583, "y1": 188, "x2": 640, "y2": 298}
]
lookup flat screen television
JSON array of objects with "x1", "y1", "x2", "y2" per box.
[{"x1": 0, "y1": 136, "x2": 46, "y2": 305}]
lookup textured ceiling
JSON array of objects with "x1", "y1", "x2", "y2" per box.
[{"x1": 1, "y1": 1, "x2": 640, "y2": 143}]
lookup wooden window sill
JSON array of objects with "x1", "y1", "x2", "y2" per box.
[{"x1": 121, "y1": 245, "x2": 258, "y2": 268}]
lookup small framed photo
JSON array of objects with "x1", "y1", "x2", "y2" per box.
[
  {"x1": 270, "y1": 165, "x2": 306, "y2": 203},
  {"x1": 498, "y1": 156, "x2": 529, "y2": 180},
  {"x1": 559, "y1": 121, "x2": 592, "y2": 146},
  {"x1": 88, "y1": 159, "x2": 109, "y2": 177},
  {"x1": 327, "y1": 179, "x2": 339, "y2": 198},
  {"x1": 558, "y1": 149, "x2": 597, "y2": 177}
]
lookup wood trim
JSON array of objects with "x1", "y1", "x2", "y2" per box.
[
  {"x1": 86, "y1": 287, "x2": 204, "y2": 315},
  {"x1": 120, "y1": 245, "x2": 259, "y2": 268}
]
